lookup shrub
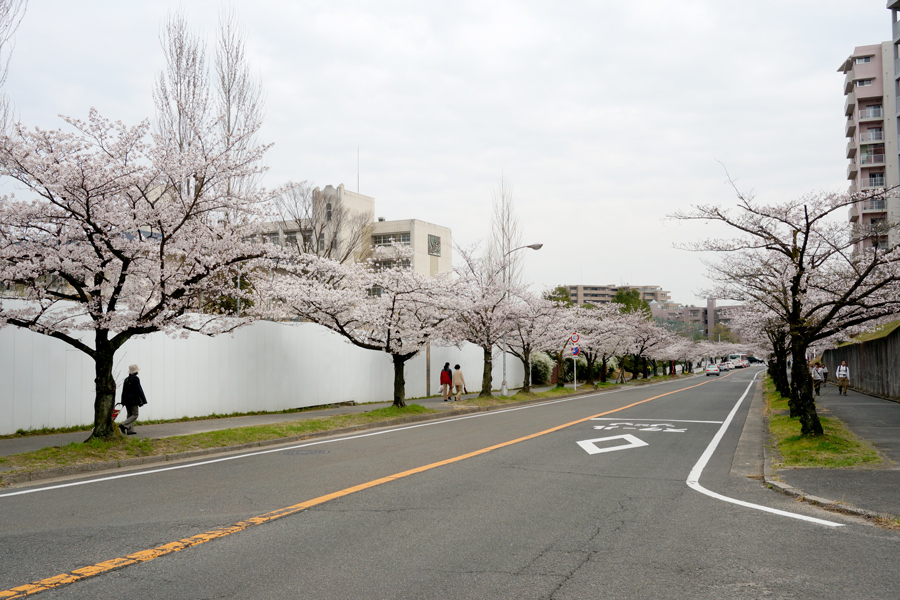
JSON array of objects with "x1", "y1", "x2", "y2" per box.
[{"x1": 530, "y1": 352, "x2": 554, "y2": 385}]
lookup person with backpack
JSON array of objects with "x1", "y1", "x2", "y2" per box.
[
  {"x1": 836, "y1": 361, "x2": 850, "y2": 396},
  {"x1": 119, "y1": 364, "x2": 148, "y2": 435},
  {"x1": 440, "y1": 362, "x2": 453, "y2": 401}
]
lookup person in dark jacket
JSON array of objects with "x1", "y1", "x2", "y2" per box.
[
  {"x1": 440, "y1": 362, "x2": 453, "y2": 401},
  {"x1": 119, "y1": 364, "x2": 147, "y2": 435}
]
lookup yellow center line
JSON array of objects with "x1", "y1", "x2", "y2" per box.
[{"x1": 0, "y1": 377, "x2": 716, "y2": 598}]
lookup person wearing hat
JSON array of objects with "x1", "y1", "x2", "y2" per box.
[{"x1": 119, "y1": 364, "x2": 148, "y2": 435}]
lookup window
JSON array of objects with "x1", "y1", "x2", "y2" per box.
[
  {"x1": 326, "y1": 203, "x2": 332, "y2": 221},
  {"x1": 856, "y1": 56, "x2": 872, "y2": 64},
  {"x1": 856, "y1": 79, "x2": 873, "y2": 87},
  {"x1": 284, "y1": 232, "x2": 297, "y2": 247},
  {"x1": 373, "y1": 259, "x2": 411, "y2": 271},
  {"x1": 373, "y1": 233, "x2": 411, "y2": 246},
  {"x1": 263, "y1": 232, "x2": 280, "y2": 245},
  {"x1": 318, "y1": 233, "x2": 325, "y2": 252}
]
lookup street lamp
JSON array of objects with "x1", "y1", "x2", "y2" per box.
[{"x1": 501, "y1": 243, "x2": 543, "y2": 397}]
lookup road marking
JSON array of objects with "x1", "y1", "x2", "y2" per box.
[
  {"x1": 591, "y1": 418, "x2": 723, "y2": 424},
  {"x1": 593, "y1": 423, "x2": 687, "y2": 432},
  {"x1": 0, "y1": 377, "x2": 706, "y2": 500},
  {"x1": 686, "y1": 373, "x2": 844, "y2": 528},
  {"x1": 0, "y1": 378, "x2": 718, "y2": 598},
  {"x1": 577, "y1": 434, "x2": 648, "y2": 454}
]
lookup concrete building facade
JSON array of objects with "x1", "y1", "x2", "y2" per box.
[
  {"x1": 263, "y1": 184, "x2": 453, "y2": 276},
  {"x1": 650, "y1": 298, "x2": 738, "y2": 340},
  {"x1": 839, "y1": 41, "x2": 900, "y2": 251},
  {"x1": 567, "y1": 284, "x2": 673, "y2": 309}
]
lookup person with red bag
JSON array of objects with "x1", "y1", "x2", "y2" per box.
[{"x1": 440, "y1": 362, "x2": 453, "y2": 401}]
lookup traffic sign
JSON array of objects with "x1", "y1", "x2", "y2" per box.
[
  {"x1": 572, "y1": 347, "x2": 579, "y2": 356},
  {"x1": 570, "y1": 332, "x2": 579, "y2": 343}
]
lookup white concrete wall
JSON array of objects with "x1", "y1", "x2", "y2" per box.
[{"x1": 0, "y1": 321, "x2": 524, "y2": 435}]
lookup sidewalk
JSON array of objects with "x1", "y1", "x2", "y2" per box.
[
  {"x1": 765, "y1": 381, "x2": 900, "y2": 519},
  {"x1": 0, "y1": 386, "x2": 559, "y2": 458}
]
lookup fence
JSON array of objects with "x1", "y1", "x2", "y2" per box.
[
  {"x1": 0, "y1": 320, "x2": 523, "y2": 435},
  {"x1": 823, "y1": 327, "x2": 900, "y2": 401}
]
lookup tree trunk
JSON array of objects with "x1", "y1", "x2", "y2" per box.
[
  {"x1": 520, "y1": 354, "x2": 531, "y2": 393},
  {"x1": 789, "y1": 343, "x2": 823, "y2": 436},
  {"x1": 392, "y1": 354, "x2": 408, "y2": 408},
  {"x1": 480, "y1": 345, "x2": 493, "y2": 397},
  {"x1": 555, "y1": 351, "x2": 566, "y2": 388},
  {"x1": 585, "y1": 356, "x2": 597, "y2": 387},
  {"x1": 89, "y1": 334, "x2": 119, "y2": 440},
  {"x1": 599, "y1": 357, "x2": 608, "y2": 383}
]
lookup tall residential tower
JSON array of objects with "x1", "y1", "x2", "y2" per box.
[{"x1": 838, "y1": 42, "x2": 899, "y2": 251}]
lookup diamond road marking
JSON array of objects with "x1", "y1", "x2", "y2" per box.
[{"x1": 577, "y1": 434, "x2": 649, "y2": 455}]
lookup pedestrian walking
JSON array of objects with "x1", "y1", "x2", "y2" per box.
[
  {"x1": 119, "y1": 364, "x2": 147, "y2": 435},
  {"x1": 821, "y1": 363, "x2": 829, "y2": 388},
  {"x1": 811, "y1": 362, "x2": 823, "y2": 397},
  {"x1": 836, "y1": 361, "x2": 850, "y2": 396},
  {"x1": 452, "y1": 364, "x2": 466, "y2": 402},
  {"x1": 440, "y1": 362, "x2": 452, "y2": 401}
]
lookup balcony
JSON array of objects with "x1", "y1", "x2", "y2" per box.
[
  {"x1": 861, "y1": 198, "x2": 887, "y2": 211},
  {"x1": 849, "y1": 203, "x2": 859, "y2": 222},
  {"x1": 861, "y1": 178, "x2": 886, "y2": 190},
  {"x1": 845, "y1": 119, "x2": 857, "y2": 137},
  {"x1": 847, "y1": 140, "x2": 857, "y2": 158},
  {"x1": 859, "y1": 106, "x2": 884, "y2": 120},
  {"x1": 860, "y1": 130, "x2": 885, "y2": 141},
  {"x1": 845, "y1": 91, "x2": 856, "y2": 116},
  {"x1": 894, "y1": 16, "x2": 900, "y2": 40},
  {"x1": 860, "y1": 153, "x2": 886, "y2": 165},
  {"x1": 847, "y1": 161, "x2": 859, "y2": 179},
  {"x1": 844, "y1": 70, "x2": 855, "y2": 94}
]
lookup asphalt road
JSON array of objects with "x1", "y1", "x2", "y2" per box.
[{"x1": 2, "y1": 367, "x2": 898, "y2": 599}]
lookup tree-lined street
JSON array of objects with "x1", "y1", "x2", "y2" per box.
[{"x1": 3, "y1": 368, "x2": 898, "y2": 599}]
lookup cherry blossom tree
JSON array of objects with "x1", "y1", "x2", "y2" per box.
[
  {"x1": 673, "y1": 184, "x2": 900, "y2": 436},
  {"x1": 265, "y1": 247, "x2": 454, "y2": 407},
  {"x1": 0, "y1": 107, "x2": 271, "y2": 439},
  {"x1": 503, "y1": 293, "x2": 567, "y2": 392},
  {"x1": 568, "y1": 304, "x2": 633, "y2": 386},
  {"x1": 452, "y1": 245, "x2": 521, "y2": 396}
]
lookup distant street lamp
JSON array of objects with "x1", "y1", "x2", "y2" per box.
[{"x1": 501, "y1": 243, "x2": 543, "y2": 396}]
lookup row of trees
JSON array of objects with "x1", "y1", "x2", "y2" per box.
[
  {"x1": 0, "y1": 4, "x2": 749, "y2": 440},
  {"x1": 675, "y1": 180, "x2": 900, "y2": 436}
]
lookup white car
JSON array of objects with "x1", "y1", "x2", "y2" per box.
[
  {"x1": 725, "y1": 361, "x2": 735, "y2": 370},
  {"x1": 705, "y1": 364, "x2": 720, "y2": 376}
]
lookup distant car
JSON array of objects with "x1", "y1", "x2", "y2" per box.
[
  {"x1": 717, "y1": 362, "x2": 729, "y2": 371},
  {"x1": 725, "y1": 361, "x2": 735, "y2": 370},
  {"x1": 706, "y1": 364, "x2": 720, "y2": 376}
]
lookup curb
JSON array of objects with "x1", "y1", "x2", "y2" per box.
[
  {"x1": 760, "y1": 385, "x2": 896, "y2": 523},
  {"x1": 0, "y1": 374, "x2": 701, "y2": 488}
]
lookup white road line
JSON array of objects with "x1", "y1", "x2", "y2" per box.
[
  {"x1": 590, "y1": 418, "x2": 723, "y2": 424},
  {"x1": 686, "y1": 372, "x2": 843, "y2": 528},
  {"x1": 2, "y1": 377, "x2": 698, "y2": 499}
]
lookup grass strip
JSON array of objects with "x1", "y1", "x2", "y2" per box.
[
  {"x1": 764, "y1": 378, "x2": 881, "y2": 469},
  {"x1": 0, "y1": 373, "x2": 693, "y2": 481},
  {"x1": 0, "y1": 405, "x2": 433, "y2": 480}
]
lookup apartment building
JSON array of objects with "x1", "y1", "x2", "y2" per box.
[
  {"x1": 838, "y1": 41, "x2": 900, "y2": 251},
  {"x1": 566, "y1": 284, "x2": 673, "y2": 308},
  {"x1": 650, "y1": 298, "x2": 737, "y2": 340}
]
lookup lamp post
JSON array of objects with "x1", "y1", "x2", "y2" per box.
[{"x1": 501, "y1": 243, "x2": 543, "y2": 397}]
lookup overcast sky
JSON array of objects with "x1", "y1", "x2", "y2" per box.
[{"x1": 3, "y1": 1, "x2": 892, "y2": 305}]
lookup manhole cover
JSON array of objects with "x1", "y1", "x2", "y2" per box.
[{"x1": 281, "y1": 449, "x2": 329, "y2": 456}]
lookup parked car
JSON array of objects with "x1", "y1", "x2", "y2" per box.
[{"x1": 706, "y1": 364, "x2": 720, "y2": 376}]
